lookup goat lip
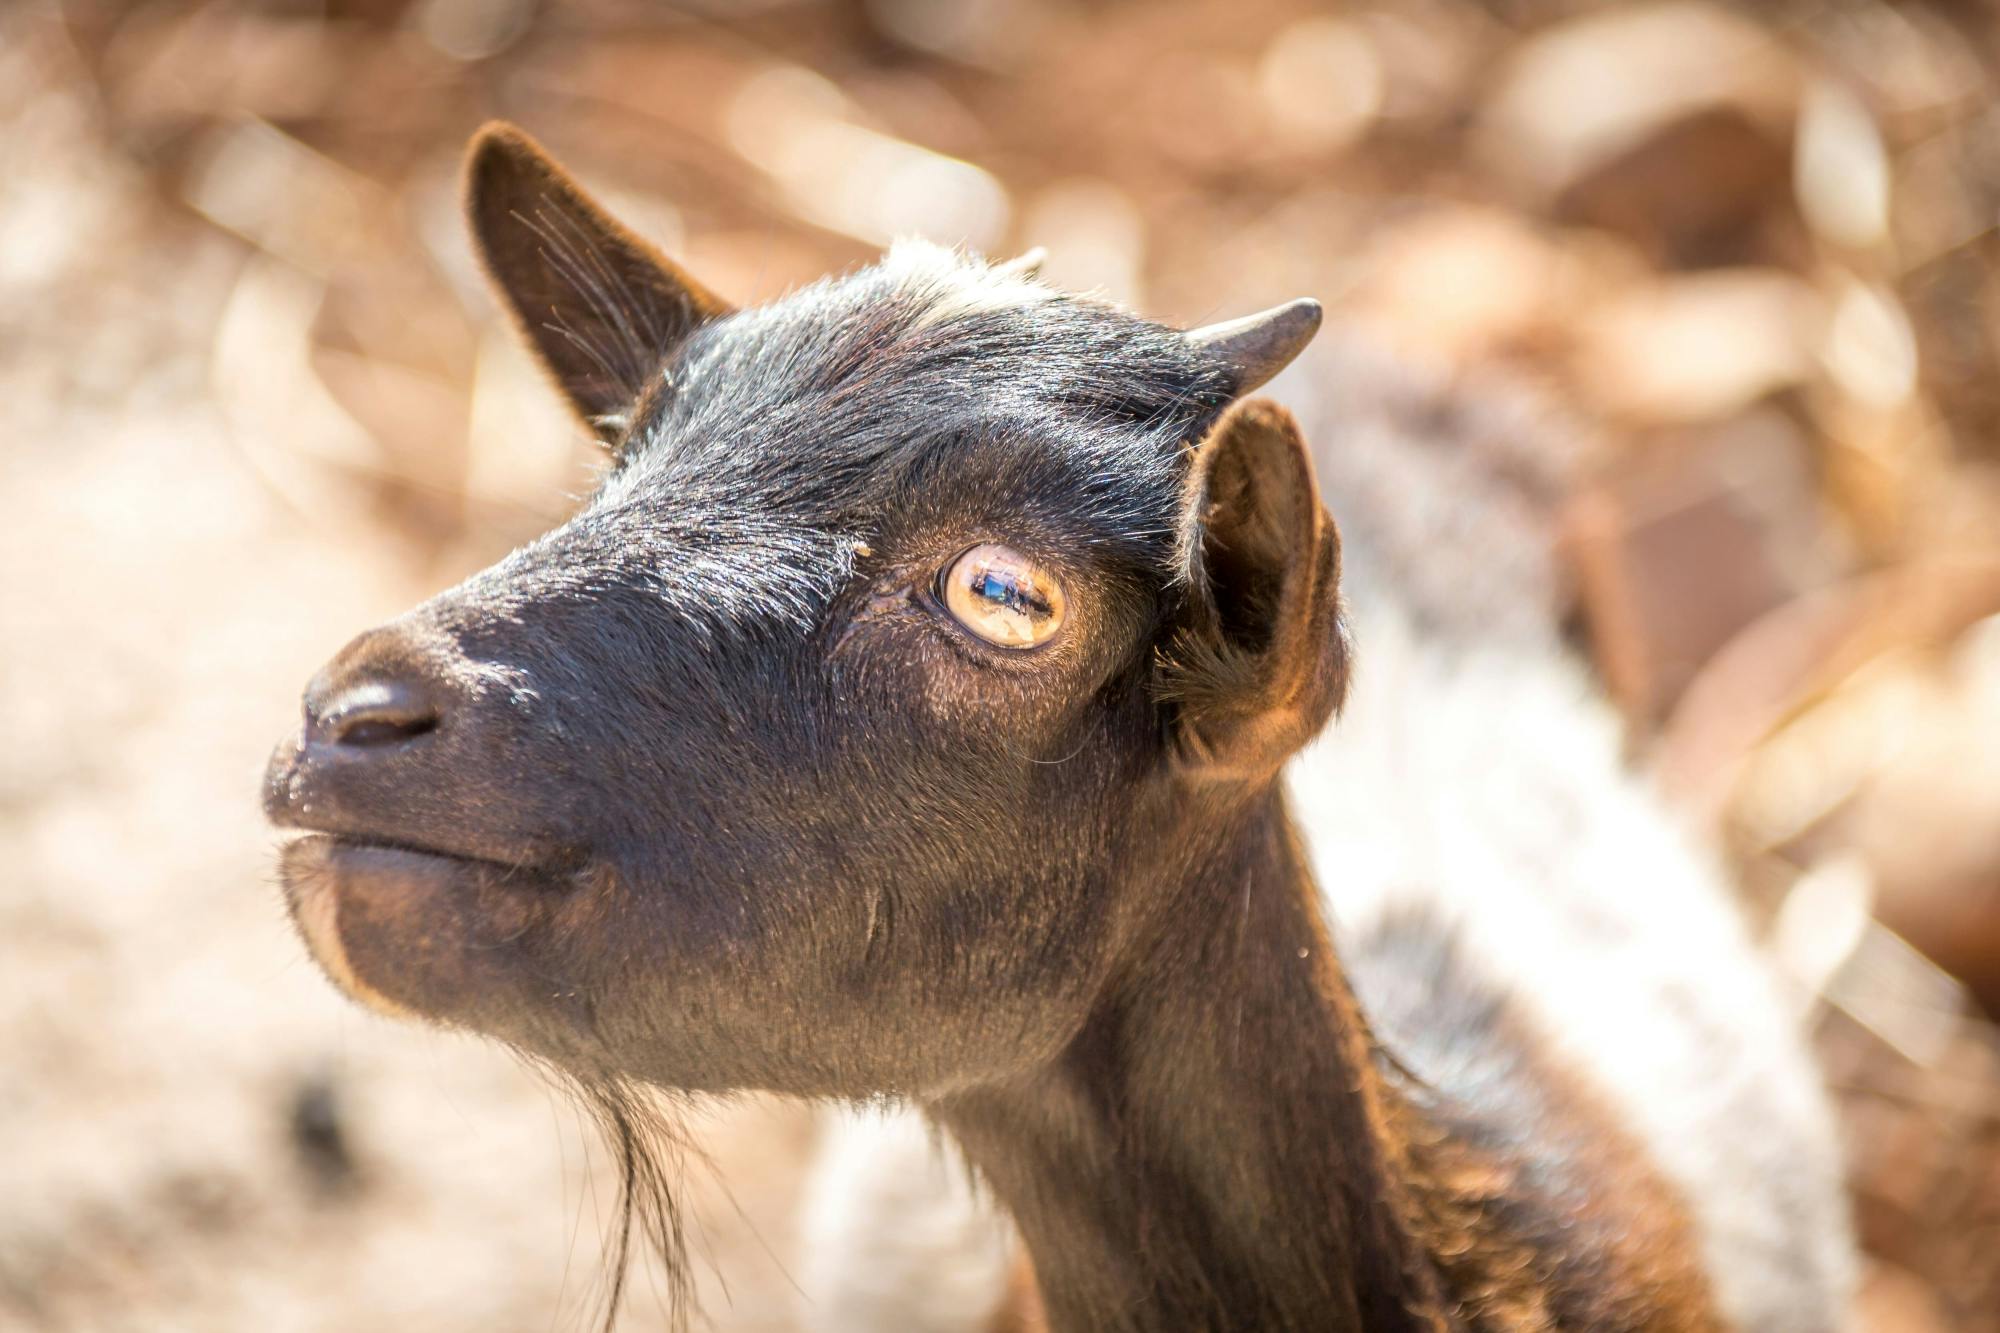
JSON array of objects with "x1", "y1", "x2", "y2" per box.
[
  {"x1": 261, "y1": 737, "x2": 556, "y2": 872},
  {"x1": 283, "y1": 829, "x2": 527, "y2": 875},
  {"x1": 276, "y1": 835, "x2": 434, "y2": 1020}
]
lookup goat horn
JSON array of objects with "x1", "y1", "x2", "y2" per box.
[{"x1": 1187, "y1": 299, "x2": 1323, "y2": 394}]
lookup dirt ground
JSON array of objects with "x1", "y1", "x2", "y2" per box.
[
  {"x1": 1, "y1": 15, "x2": 817, "y2": 1330},
  {"x1": 3, "y1": 1, "x2": 1998, "y2": 1330}
]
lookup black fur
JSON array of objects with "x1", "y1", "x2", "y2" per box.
[
  {"x1": 264, "y1": 139, "x2": 1617, "y2": 1332},
  {"x1": 264, "y1": 246, "x2": 1311, "y2": 1328}
]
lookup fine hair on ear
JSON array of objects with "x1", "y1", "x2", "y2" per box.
[
  {"x1": 462, "y1": 121, "x2": 731, "y2": 442},
  {"x1": 1161, "y1": 398, "x2": 1349, "y2": 782}
]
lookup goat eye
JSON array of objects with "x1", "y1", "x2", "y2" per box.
[{"x1": 940, "y1": 544, "x2": 1066, "y2": 649}]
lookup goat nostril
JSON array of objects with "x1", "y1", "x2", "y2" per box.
[
  {"x1": 316, "y1": 682, "x2": 441, "y2": 750},
  {"x1": 335, "y1": 713, "x2": 438, "y2": 747}
]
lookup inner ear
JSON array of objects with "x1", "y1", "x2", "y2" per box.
[
  {"x1": 463, "y1": 122, "x2": 733, "y2": 444},
  {"x1": 1166, "y1": 399, "x2": 1347, "y2": 780},
  {"x1": 1201, "y1": 425, "x2": 1304, "y2": 656}
]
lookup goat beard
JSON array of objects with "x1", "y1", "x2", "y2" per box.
[{"x1": 522, "y1": 1057, "x2": 705, "y2": 1333}]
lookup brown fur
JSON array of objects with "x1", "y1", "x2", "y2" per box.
[
  {"x1": 1183, "y1": 408, "x2": 1716, "y2": 1329},
  {"x1": 1298, "y1": 821, "x2": 1718, "y2": 1331},
  {"x1": 1369, "y1": 1001, "x2": 1720, "y2": 1328},
  {"x1": 980, "y1": 864, "x2": 1720, "y2": 1332},
  {"x1": 955, "y1": 808, "x2": 1719, "y2": 1333}
]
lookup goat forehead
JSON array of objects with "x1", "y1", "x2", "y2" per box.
[
  {"x1": 626, "y1": 247, "x2": 1220, "y2": 472},
  {"x1": 876, "y1": 238, "x2": 1057, "y2": 324},
  {"x1": 450, "y1": 249, "x2": 1226, "y2": 638}
]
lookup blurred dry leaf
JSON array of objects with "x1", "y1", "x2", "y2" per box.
[
  {"x1": 863, "y1": 0, "x2": 1052, "y2": 70},
  {"x1": 209, "y1": 255, "x2": 384, "y2": 529},
  {"x1": 1347, "y1": 206, "x2": 1569, "y2": 360},
  {"x1": 1807, "y1": 2, "x2": 1987, "y2": 124},
  {"x1": 13, "y1": 0, "x2": 2000, "y2": 1327},
  {"x1": 1021, "y1": 178, "x2": 1146, "y2": 308},
  {"x1": 1795, "y1": 79, "x2": 1892, "y2": 251},
  {"x1": 183, "y1": 118, "x2": 393, "y2": 277},
  {"x1": 100, "y1": 9, "x2": 346, "y2": 125},
  {"x1": 1821, "y1": 277, "x2": 1919, "y2": 409},
  {"x1": 1566, "y1": 409, "x2": 1840, "y2": 726},
  {"x1": 725, "y1": 63, "x2": 1010, "y2": 250},
  {"x1": 1256, "y1": 17, "x2": 1384, "y2": 155},
  {"x1": 1576, "y1": 269, "x2": 1820, "y2": 422},
  {"x1": 1477, "y1": 3, "x2": 1798, "y2": 204},
  {"x1": 413, "y1": 0, "x2": 534, "y2": 62},
  {"x1": 1831, "y1": 617, "x2": 2000, "y2": 1011}
]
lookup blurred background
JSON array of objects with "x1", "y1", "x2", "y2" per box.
[{"x1": 2, "y1": 0, "x2": 1998, "y2": 1328}]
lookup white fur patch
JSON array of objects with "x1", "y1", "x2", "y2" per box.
[
  {"x1": 794, "y1": 1107, "x2": 1016, "y2": 1333},
  {"x1": 881, "y1": 238, "x2": 1057, "y2": 329},
  {"x1": 794, "y1": 612, "x2": 1854, "y2": 1331},
  {"x1": 1288, "y1": 602, "x2": 1854, "y2": 1332}
]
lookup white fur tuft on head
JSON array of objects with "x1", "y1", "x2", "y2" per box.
[{"x1": 882, "y1": 238, "x2": 1059, "y2": 329}]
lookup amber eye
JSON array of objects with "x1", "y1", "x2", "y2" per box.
[{"x1": 939, "y1": 544, "x2": 1067, "y2": 649}]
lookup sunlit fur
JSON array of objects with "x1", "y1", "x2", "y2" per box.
[
  {"x1": 796, "y1": 339, "x2": 1852, "y2": 1332},
  {"x1": 268, "y1": 127, "x2": 1854, "y2": 1333},
  {"x1": 1290, "y1": 342, "x2": 1852, "y2": 1329}
]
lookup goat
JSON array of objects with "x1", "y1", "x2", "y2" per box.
[{"x1": 263, "y1": 123, "x2": 1854, "y2": 1332}]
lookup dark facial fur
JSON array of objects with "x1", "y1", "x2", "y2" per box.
[
  {"x1": 269, "y1": 242, "x2": 1254, "y2": 1079},
  {"x1": 264, "y1": 125, "x2": 1339, "y2": 1329}
]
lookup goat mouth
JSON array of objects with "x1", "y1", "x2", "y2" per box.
[
  {"x1": 281, "y1": 829, "x2": 531, "y2": 875},
  {"x1": 261, "y1": 735, "x2": 576, "y2": 876}
]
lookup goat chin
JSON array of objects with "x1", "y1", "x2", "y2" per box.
[
  {"x1": 276, "y1": 835, "x2": 419, "y2": 1021},
  {"x1": 794, "y1": 1107, "x2": 1018, "y2": 1333}
]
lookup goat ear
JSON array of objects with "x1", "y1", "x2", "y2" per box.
[
  {"x1": 1164, "y1": 399, "x2": 1348, "y2": 782},
  {"x1": 463, "y1": 121, "x2": 732, "y2": 444}
]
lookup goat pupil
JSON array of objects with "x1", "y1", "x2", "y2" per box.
[
  {"x1": 980, "y1": 572, "x2": 1022, "y2": 611},
  {"x1": 982, "y1": 569, "x2": 1052, "y2": 619}
]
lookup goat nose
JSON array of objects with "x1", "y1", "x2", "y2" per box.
[
  {"x1": 306, "y1": 674, "x2": 442, "y2": 750},
  {"x1": 300, "y1": 624, "x2": 462, "y2": 757}
]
